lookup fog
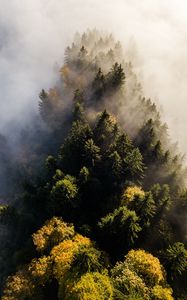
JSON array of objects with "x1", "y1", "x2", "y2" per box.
[{"x1": 1, "y1": 0, "x2": 187, "y2": 152}]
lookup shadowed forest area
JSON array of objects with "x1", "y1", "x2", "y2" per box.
[{"x1": 0, "y1": 30, "x2": 187, "y2": 299}]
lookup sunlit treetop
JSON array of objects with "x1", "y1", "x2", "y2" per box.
[
  {"x1": 121, "y1": 186, "x2": 145, "y2": 205},
  {"x1": 32, "y1": 217, "x2": 75, "y2": 253}
]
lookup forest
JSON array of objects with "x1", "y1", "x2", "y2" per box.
[{"x1": 0, "y1": 29, "x2": 187, "y2": 299}]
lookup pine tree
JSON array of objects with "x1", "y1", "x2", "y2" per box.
[
  {"x1": 107, "y1": 63, "x2": 125, "y2": 89},
  {"x1": 98, "y1": 206, "x2": 141, "y2": 257},
  {"x1": 162, "y1": 242, "x2": 187, "y2": 280}
]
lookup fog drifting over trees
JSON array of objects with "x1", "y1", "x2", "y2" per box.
[{"x1": 1, "y1": 0, "x2": 187, "y2": 152}]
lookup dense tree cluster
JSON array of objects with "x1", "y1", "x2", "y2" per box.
[
  {"x1": 2, "y1": 218, "x2": 173, "y2": 300},
  {"x1": 0, "y1": 30, "x2": 187, "y2": 299}
]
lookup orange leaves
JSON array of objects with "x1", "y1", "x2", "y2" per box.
[
  {"x1": 51, "y1": 234, "x2": 92, "y2": 281},
  {"x1": 73, "y1": 233, "x2": 91, "y2": 247},
  {"x1": 51, "y1": 239, "x2": 76, "y2": 280}
]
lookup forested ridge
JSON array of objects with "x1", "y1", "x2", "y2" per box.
[{"x1": 0, "y1": 29, "x2": 187, "y2": 299}]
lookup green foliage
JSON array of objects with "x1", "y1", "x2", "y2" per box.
[
  {"x1": 60, "y1": 120, "x2": 92, "y2": 173},
  {"x1": 45, "y1": 155, "x2": 57, "y2": 173},
  {"x1": 98, "y1": 206, "x2": 141, "y2": 256},
  {"x1": 50, "y1": 175, "x2": 78, "y2": 213},
  {"x1": 162, "y1": 242, "x2": 187, "y2": 279},
  {"x1": 151, "y1": 184, "x2": 171, "y2": 210},
  {"x1": 123, "y1": 148, "x2": 144, "y2": 181},
  {"x1": 129, "y1": 191, "x2": 156, "y2": 227},
  {"x1": 94, "y1": 110, "x2": 117, "y2": 149},
  {"x1": 113, "y1": 133, "x2": 133, "y2": 157},
  {"x1": 53, "y1": 169, "x2": 64, "y2": 182},
  {"x1": 107, "y1": 150, "x2": 122, "y2": 180},
  {"x1": 107, "y1": 62, "x2": 125, "y2": 89},
  {"x1": 0, "y1": 205, "x2": 17, "y2": 225},
  {"x1": 79, "y1": 166, "x2": 90, "y2": 184},
  {"x1": 111, "y1": 133, "x2": 145, "y2": 182},
  {"x1": 83, "y1": 139, "x2": 101, "y2": 167},
  {"x1": 70, "y1": 246, "x2": 105, "y2": 276}
]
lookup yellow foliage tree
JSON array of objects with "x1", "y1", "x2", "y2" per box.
[
  {"x1": 60, "y1": 272, "x2": 113, "y2": 300},
  {"x1": 125, "y1": 249, "x2": 165, "y2": 287},
  {"x1": 28, "y1": 256, "x2": 52, "y2": 285},
  {"x1": 32, "y1": 216, "x2": 75, "y2": 253},
  {"x1": 2, "y1": 256, "x2": 53, "y2": 300},
  {"x1": 2, "y1": 270, "x2": 35, "y2": 300},
  {"x1": 111, "y1": 263, "x2": 149, "y2": 299},
  {"x1": 121, "y1": 186, "x2": 145, "y2": 205},
  {"x1": 51, "y1": 234, "x2": 92, "y2": 281},
  {"x1": 112, "y1": 249, "x2": 174, "y2": 300},
  {"x1": 151, "y1": 285, "x2": 173, "y2": 300}
]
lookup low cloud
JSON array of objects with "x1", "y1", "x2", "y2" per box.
[{"x1": 0, "y1": 0, "x2": 187, "y2": 152}]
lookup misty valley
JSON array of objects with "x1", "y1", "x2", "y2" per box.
[{"x1": 0, "y1": 30, "x2": 187, "y2": 300}]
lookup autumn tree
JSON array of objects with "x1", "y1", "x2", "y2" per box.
[
  {"x1": 32, "y1": 217, "x2": 75, "y2": 254},
  {"x1": 111, "y1": 249, "x2": 173, "y2": 300}
]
